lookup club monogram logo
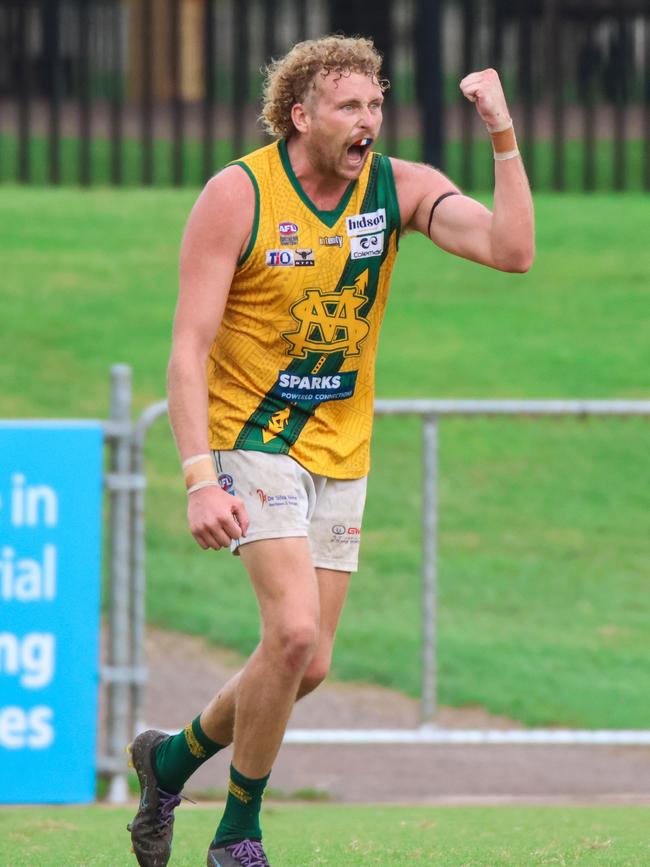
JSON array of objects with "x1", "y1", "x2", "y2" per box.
[{"x1": 282, "y1": 272, "x2": 370, "y2": 359}]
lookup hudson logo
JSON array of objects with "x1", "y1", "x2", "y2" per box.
[
  {"x1": 282, "y1": 271, "x2": 370, "y2": 358},
  {"x1": 346, "y1": 208, "x2": 386, "y2": 237}
]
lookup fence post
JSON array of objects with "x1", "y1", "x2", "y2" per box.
[
  {"x1": 130, "y1": 424, "x2": 147, "y2": 738},
  {"x1": 107, "y1": 364, "x2": 133, "y2": 804},
  {"x1": 416, "y1": 0, "x2": 445, "y2": 169},
  {"x1": 421, "y1": 414, "x2": 438, "y2": 724}
]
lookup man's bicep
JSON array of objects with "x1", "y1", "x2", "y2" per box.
[
  {"x1": 426, "y1": 194, "x2": 496, "y2": 267},
  {"x1": 393, "y1": 158, "x2": 460, "y2": 235},
  {"x1": 395, "y1": 158, "x2": 499, "y2": 268}
]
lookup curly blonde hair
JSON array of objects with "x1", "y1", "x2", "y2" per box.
[{"x1": 261, "y1": 35, "x2": 389, "y2": 139}]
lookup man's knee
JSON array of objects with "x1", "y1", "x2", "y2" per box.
[
  {"x1": 299, "y1": 653, "x2": 331, "y2": 697},
  {"x1": 265, "y1": 620, "x2": 319, "y2": 676}
]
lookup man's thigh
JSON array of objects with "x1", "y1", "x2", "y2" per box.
[{"x1": 239, "y1": 537, "x2": 319, "y2": 635}]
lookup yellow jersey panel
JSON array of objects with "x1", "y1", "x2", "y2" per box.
[{"x1": 207, "y1": 139, "x2": 400, "y2": 479}]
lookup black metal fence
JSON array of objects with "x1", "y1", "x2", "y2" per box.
[{"x1": 1, "y1": 0, "x2": 649, "y2": 190}]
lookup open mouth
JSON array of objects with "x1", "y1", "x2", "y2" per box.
[{"x1": 346, "y1": 137, "x2": 373, "y2": 165}]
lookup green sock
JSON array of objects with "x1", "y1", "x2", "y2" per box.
[
  {"x1": 213, "y1": 764, "x2": 270, "y2": 847},
  {"x1": 153, "y1": 715, "x2": 225, "y2": 794}
]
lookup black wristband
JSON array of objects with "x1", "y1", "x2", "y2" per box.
[{"x1": 427, "y1": 191, "x2": 460, "y2": 237}]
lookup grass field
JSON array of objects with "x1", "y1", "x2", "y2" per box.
[
  {"x1": 1, "y1": 804, "x2": 649, "y2": 866},
  {"x1": 3, "y1": 188, "x2": 650, "y2": 728}
]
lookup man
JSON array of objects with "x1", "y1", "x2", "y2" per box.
[{"x1": 127, "y1": 34, "x2": 534, "y2": 867}]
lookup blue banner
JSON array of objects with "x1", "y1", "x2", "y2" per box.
[{"x1": 0, "y1": 422, "x2": 103, "y2": 803}]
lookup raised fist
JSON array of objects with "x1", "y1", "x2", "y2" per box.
[{"x1": 460, "y1": 68, "x2": 511, "y2": 131}]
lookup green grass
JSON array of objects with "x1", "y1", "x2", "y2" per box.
[
  {"x1": 1, "y1": 804, "x2": 649, "y2": 866},
  {"x1": 3, "y1": 189, "x2": 650, "y2": 728},
  {"x1": 0, "y1": 134, "x2": 254, "y2": 187},
  {"x1": 2, "y1": 134, "x2": 648, "y2": 191}
]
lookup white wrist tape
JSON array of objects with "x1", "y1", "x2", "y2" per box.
[
  {"x1": 494, "y1": 148, "x2": 520, "y2": 161},
  {"x1": 182, "y1": 453, "x2": 212, "y2": 469},
  {"x1": 182, "y1": 453, "x2": 217, "y2": 490},
  {"x1": 187, "y1": 480, "x2": 220, "y2": 495}
]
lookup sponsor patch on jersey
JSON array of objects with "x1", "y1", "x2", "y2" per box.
[
  {"x1": 319, "y1": 235, "x2": 343, "y2": 247},
  {"x1": 266, "y1": 249, "x2": 294, "y2": 266},
  {"x1": 294, "y1": 248, "x2": 315, "y2": 266},
  {"x1": 279, "y1": 222, "x2": 299, "y2": 245},
  {"x1": 271, "y1": 370, "x2": 358, "y2": 403},
  {"x1": 346, "y1": 207, "x2": 386, "y2": 237},
  {"x1": 350, "y1": 231, "x2": 384, "y2": 260}
]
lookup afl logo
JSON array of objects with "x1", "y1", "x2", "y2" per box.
[
  {"x1": 218, "y1": 473, "x2": 234, "y2": 492},
  {"x1": 332, "y1": 524, "x2": 346, "y2": 535},
  {"x1": 279, "y1": 222, "x2": 299, "y2": 235}
]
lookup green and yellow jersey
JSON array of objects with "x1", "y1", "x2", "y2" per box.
[{"x1": 207, "y1": 138, "x2": 401, "y2": 479}]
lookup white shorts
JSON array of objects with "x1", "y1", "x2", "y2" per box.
[{"x1": 213, "y1": 450, "x2": 367, "y2": 573}]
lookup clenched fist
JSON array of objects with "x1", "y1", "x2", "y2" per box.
[
  {"x1": 460, "y1": 68, "x2": 511, "y2": 132},
  {"x1": 188, "y1": 485, "x2": 249, "y2": 551}
]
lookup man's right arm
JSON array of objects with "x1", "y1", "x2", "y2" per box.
[{"x1": 167, "y1": 165, "x2": 254, "y2": 550}]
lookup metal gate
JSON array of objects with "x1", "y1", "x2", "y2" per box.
[{"x1": 99, "y1": 364, "x2": 650, "y2": 804}]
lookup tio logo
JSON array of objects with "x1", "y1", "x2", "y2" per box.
[{"x1": 266, "y1": 250, "x2": 294, "y2": 266}]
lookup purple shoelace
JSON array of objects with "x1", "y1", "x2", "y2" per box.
[
  {"x1": 226, "y1": 839, "x2": 270, "y2": 866},
  {"x1": 155, "y1": 788, "x2": 182, "y2": 832}
]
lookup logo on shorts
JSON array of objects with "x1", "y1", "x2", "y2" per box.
[
  {"x1": 218, "y1": 473, "x2": 235, "y2": 494},
  {"x1": 257, "y1": 488, "x2": 298, "y2": 509},
  {"x1": 331, "y1": 524, "x2": 361, "y2": 541}
]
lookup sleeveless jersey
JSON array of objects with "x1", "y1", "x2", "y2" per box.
[{"x1": 207, "y1": 138, "x2": 400, "y2": 479}]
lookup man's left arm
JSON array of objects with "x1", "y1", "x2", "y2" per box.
[{"x1": 397, "y1": 68, "x2": 535, "y2": 273}]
